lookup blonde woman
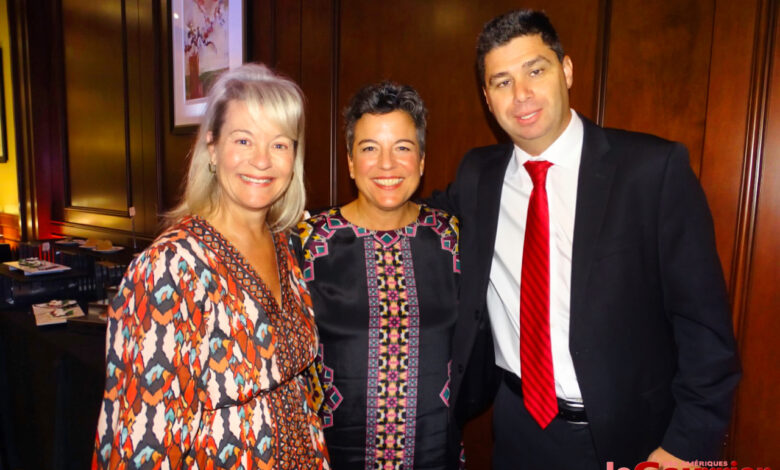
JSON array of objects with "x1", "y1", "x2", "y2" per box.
[{"x1": 93, "y1": 63, "x2": 329, "y2": 469}]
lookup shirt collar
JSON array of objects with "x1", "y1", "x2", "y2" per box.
[{"x1": 510, "y1": 110, "x2": 583, "y2": 173}]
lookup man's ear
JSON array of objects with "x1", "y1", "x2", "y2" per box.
[
  {"x1": 563, "y1": 55, "x2": 573, "y2": 90},
  {"x1": 482, "y1": 87, "x2": 493, "y2": 113}
]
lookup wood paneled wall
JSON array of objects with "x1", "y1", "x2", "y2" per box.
[
  {"x1": 6, "y1": 0, "x2": 779, "y2": 467},
  {"x1": 9, "y1": 0, "x2": 160, "y2": 245},
  {"x1": 259, "y1": 1, "x2": 780, "y2": 467}
]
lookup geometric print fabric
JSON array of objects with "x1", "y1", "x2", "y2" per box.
[{"x1": 92, "y1": 216, "x2": 330, "y2": 469}]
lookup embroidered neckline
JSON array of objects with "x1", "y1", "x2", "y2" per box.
[
  {"x1": 329, "y1": 205, "x2": 440, "y2": 248},
  {"x1": 186, "y1": 215, "x2": 290, "y2": 312}
]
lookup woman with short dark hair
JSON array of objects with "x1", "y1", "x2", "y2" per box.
[{"x1": 298, "y1": 81, "x2": 462, "y2": 468}]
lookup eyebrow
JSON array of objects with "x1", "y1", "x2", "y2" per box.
[
  {"x1": 229, "y1": 129, "x2": 291, "y2": 140},
  {"x1": 522, "y1": 55, "x2": 552, "y2": 69},
  {"x1": 356, "y1": 138, "x2": 417, "y2": 146}
]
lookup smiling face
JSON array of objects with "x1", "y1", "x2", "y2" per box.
[
  {"x1": 348, "y1": 110, "x2": 424, "y2": 216},
  {"x1": 208, "y1": 100, "x2": 295, "y2": 221},
  {"x1": 482, "y1": 34, "x2": 573, "y2": 155}
]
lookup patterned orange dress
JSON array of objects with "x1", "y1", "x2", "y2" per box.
[{"x1": 93, "y1": 216, "x2": 329, "y2": 469}]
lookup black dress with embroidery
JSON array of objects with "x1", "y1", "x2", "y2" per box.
[{"x1": 297, "y1": 205, "x2": 461, "y2": 469}]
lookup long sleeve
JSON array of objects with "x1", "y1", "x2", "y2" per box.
[
  {"x1": 656, "y1": 144, "x2": 741, "y2": 459},
  {"x1": 93, "y1": 243, "x2": 209, "y2": 469}
]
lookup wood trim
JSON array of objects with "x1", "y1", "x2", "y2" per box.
[
  {"x1": 329, "y1": 0, "x2": 340, "y2": 207},
  {"x1": 726, "y1": 0, "x2": 775, "y2": 456},
  {"x1": 594, "y1": 0, "x2": 611, "y2": 125},
  {"x1": 7, "y1": 0, "x2": 33, "y2": 241}
]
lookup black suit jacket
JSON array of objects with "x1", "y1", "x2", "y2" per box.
[{"x1": 432, "y1": 115, "x2": 740, "y2": 466}]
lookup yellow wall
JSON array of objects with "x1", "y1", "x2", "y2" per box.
[{"x1": 0, "y1": 0, "x2": 18, "y2": 215}]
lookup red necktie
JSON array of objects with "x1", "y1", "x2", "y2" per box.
[{"x1": 520, "y1": 160, "x2": 557, "y2": 428}]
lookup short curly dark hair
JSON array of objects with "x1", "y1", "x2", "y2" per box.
[
  {"x1": 476, "y1": 9, "x2": 565, "y2": 86},
  {"x1": 343, "y1": 81, "x2": 428, "y2": 156}
]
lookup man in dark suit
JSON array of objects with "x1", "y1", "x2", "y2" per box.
[{"x1": 434, "y1": 9, "x2": 741, "y2": 469}]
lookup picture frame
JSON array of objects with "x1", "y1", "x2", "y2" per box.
[
  {"x1": 0, "y1": 48, "x2": 8, "y2": 163},
  {"x1": 170, "y1": 0, "x2": 244, "y2": 130}
]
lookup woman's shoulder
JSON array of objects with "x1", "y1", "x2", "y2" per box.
[
  {"x1": 418, "y1": 204, "x2": 459, "y2": 231},
  {"x1": 130, "y1": 216, "x2": 211, "y2": 270},
  {"x1": 300, "y1": 207, "x2": 339, "y2": 226},
  {"x1": 297, "y1": 207, "x2": 343, "y2": 242}
]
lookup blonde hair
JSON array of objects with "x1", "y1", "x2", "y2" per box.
[{"x1": 166, "y1": 63, "x2": 306, "y2": 232}]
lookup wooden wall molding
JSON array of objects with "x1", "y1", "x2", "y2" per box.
[
  {"x1": 727, "y1": 0, "x2": 779, "y2": 463},
  {"x1": 729, "y1": 0, "x2": 774, "y2": 343}
]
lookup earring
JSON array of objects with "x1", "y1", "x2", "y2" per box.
[{"x1": 208, "y1": 162, "x2": 217, "y2": 174}]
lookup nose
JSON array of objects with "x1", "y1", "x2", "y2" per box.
[
  {"x1": 377, "y1": 148, "x2": 394, "y2": 169},
  {"x1": 250, "y1": 145, "x2": 272, "y2": 169},
  {"x1": 513, "y1": 80, "x2": 533, "y2": 102}
]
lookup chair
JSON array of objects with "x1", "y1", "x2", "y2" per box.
[{"x1": 0, "y1": 244, "x2": 11, "y2": 263}]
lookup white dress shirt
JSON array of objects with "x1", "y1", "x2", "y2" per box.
[{"x1": 486, "y1": 111, "x2": 584, "y2": 402}]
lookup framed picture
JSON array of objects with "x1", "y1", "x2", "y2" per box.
[
  {"x1": 170, "y1": 0, "x2": 244, "y2": 130},
  {"x1": 0, "y1": 48, "x2": 7, "y2": 163}
]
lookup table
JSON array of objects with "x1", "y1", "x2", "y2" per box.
[
  {"x1": 0, "y1": 264, "x2": 92, "y2": 308},
  {"x1": 0, "y1": 308, "x2": 106, "y2": 470}
]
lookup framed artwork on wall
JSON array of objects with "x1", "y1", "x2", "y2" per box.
[
  {"x1": 0, "y1": 48, "x2": 7, "y2": 163},
  {"x1": 170, "y1": 0, "x2": 244, "y2": 130}
]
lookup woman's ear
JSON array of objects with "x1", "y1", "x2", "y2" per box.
[
  {"x1": 206, "y1": 131, "x2": 216, "y2": 161},
  {"x1": 347, "y1": 154, "x2": 355, "y2": 179}
]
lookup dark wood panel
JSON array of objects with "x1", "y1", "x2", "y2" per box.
[
  {"x1": 132, "y1": 0, "x2": 162, "y2": 233},
  {"x1": 331, "y1": 0, "x2": 602, "y2": 208},
  {"x1": 10, "y1": 0, "x2": 63, "y2": 239},
  {"x1": 61, "y1": 0, "x2": 129, "y2": 212},
  {"x1": 700, "y1": 0, "x2": 759, "y2": 288},
  {"x1": 603, "y1": 0, "x2": 714, "y2": 176},
  {"x1": 270, "y1": 0, "x2": 302, "y2": 82},
  {"x1": 730, "y1": 1, "x2": 780, "y2": 466},
  {"x1": 299, "y1": 0, "x2": 337, "y2": 209}
]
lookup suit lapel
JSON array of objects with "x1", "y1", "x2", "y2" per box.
[
  {"x1": 476, "y1": 144, "x2": 513, "y2": 290},
  {"x1": 570, "y1": 117, "x2": 617, "y2": 343}
]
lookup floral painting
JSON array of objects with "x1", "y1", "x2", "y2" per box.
[
  {"x1": 183, "y1": 0, "x2": 228, "y2": 100},
  {"x1": 172, "y1": 0, "x2": 243, "y2": 128}
]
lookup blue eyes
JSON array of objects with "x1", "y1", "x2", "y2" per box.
[{"x1": 232, "y1": 139, "x2": 290, "y2": 151}]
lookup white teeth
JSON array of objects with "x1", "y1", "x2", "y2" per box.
[
  {"x1": 373, "y1": 178, "x2": 403, "y2": 186},
  {"x1": 520, "y1": 111, "x2": 538, "y2": 120},
  {"x1": 240, "y1": 175, "x2": 271, "y2": 184}
]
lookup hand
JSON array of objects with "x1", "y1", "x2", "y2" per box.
[{"x1": 647, "y1": 447, "x2": 691, "y2": 469}]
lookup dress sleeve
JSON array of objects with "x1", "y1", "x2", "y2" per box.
[{"x1": 93, "y1": 243, "x2": 208, "y2": 469}]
